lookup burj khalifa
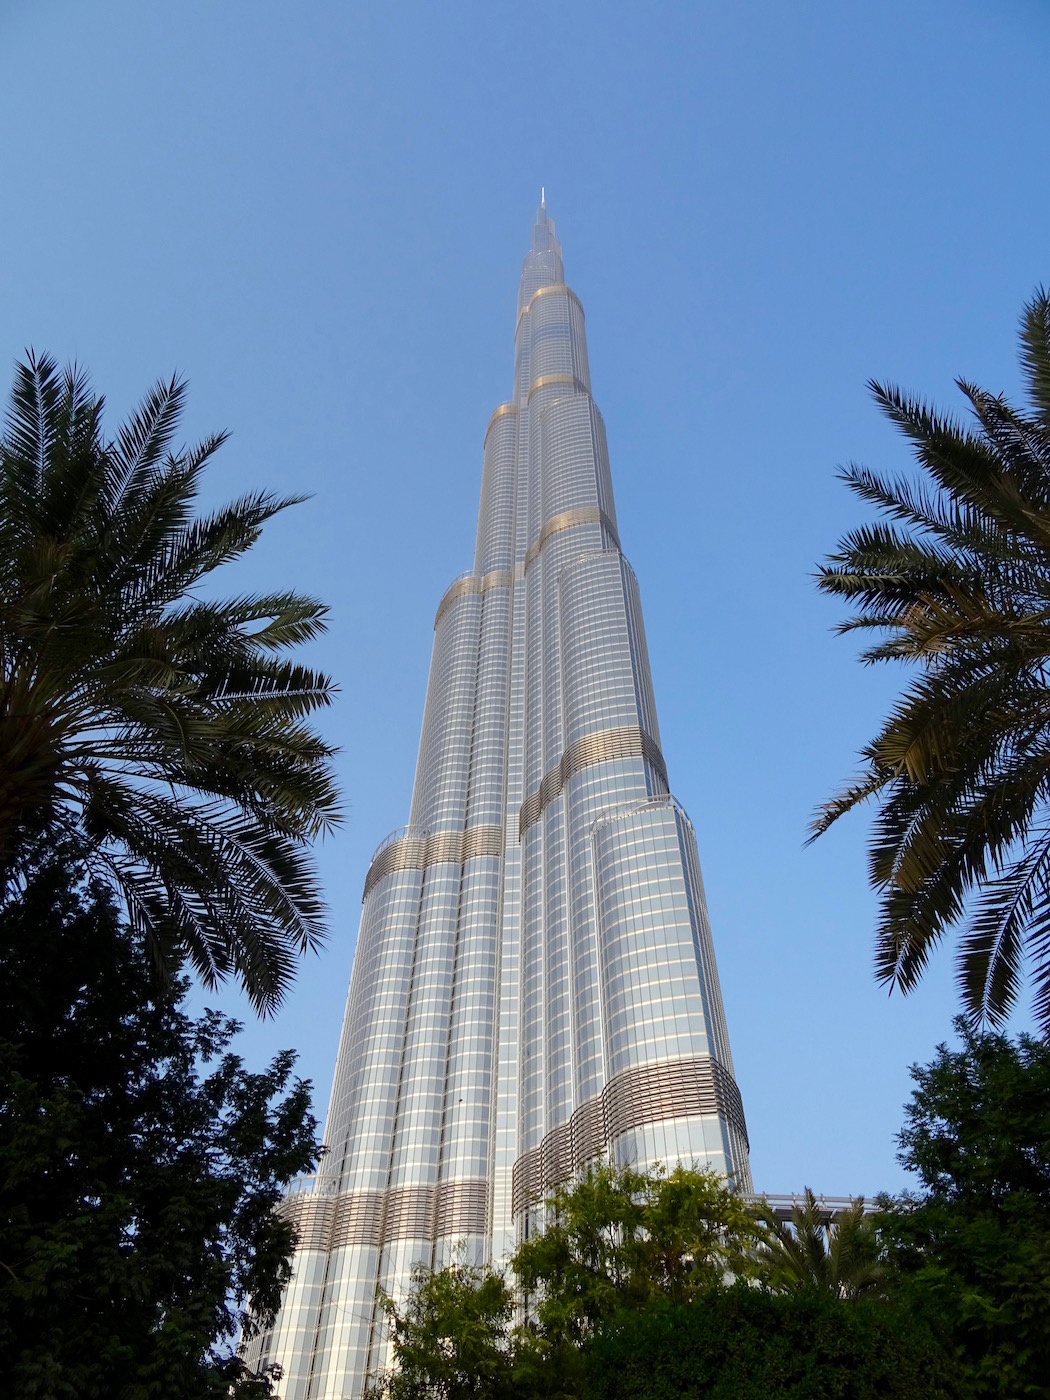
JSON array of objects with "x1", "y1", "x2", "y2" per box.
[{"x1": 250, "y1": 199, "x2": 750, "y2": 1398}]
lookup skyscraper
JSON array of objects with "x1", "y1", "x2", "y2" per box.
[{"x1": 252, "y1": 199, "x2": 750, "y2": 1399}]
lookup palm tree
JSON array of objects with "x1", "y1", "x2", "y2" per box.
[
  {"x1": 751, "y1": 1191, "x2": 886, "y2": 1299},
  {"x1": 815, "y1": 291, "x2": 1050, "y2": 1034},
  {"x1": 0, "y1": 353, "x2": 339, "y2": 1012}
]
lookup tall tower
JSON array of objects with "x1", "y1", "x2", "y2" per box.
[{"x1": 253, "y1": 202, "x2": 750, "y2": 1399}]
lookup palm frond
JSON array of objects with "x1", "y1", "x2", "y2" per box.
[
  {"x1": 838, "y1": 461, "x2": 1009, "y2": 559},
  {"x1": 808, "y1": 770, "x2": 888, "y2": 841},
  {"x1": 35, "y1": 363, "x2": 105, "y2": 541},
  {"x1": 818, "y1": 296, "x2": 1050, "y2": 1033},
  {"x1": 84, "y1": 778, "x2": 327, "y2": 1013},
  {"x1": 3, "y1": 350, "x2": 60, "y2": 487},
  {"x1": 750, "y1": 1191, "x2": 882, "y2": 1299},
  {"x1": 958, "y1": 382, "x2": 1050, "y2": 507},
  {"x1": 957, "y1": 827, "x2": 1050, "y2": 1025},
  {"x1": 0, "y1": 355, "x2": 341, "y2": 1011},
  {"x1": 1020, "y1": 290, "x2": 1050, "y2": 429},
  {"x1": 121, "y1": 486, "x2": 306, "y2": 609},
  {"x1": 162, "y1": 592, "x2": 330, "y2": 653},
  {"x1": 105, "y1": 373, "x2": 188, "y2": 515}
]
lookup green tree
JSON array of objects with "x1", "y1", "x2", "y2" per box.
[
  {"x1": 0, "y1": 354, "x2": 339, "y2": 1011},
  {"x1": 751, "y1": 1190, "x2": 887, "y2": 1299},
  {"x1": 814, "y1": 291, "x2": 1050, "y2": 1031},
  {"x1": 372, "y1": 1166, "x2": 760, "y2": 1400},
  {"x1": 374, "y1": 1165, "x2": 965, "y2": 1400},
  {"x1": 511, "y1": 1162, "x2": 760, "y2": 1345},
  {"x1": 581, "y1": 1286, "x2": 966, "y2": 1400},
  {"x1": 0, "y1": 839, "x2": 320, "y2": 1398},
  {"x1": 377, "y1": 1265, "x2": 517, "y2": 1400},
  {"x1": 882, "y1": 1020, "x2": 1050, "y2": 1398}
]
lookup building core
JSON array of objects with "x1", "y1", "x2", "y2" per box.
[{"x1": 249, "y1": 200, "x2": 750, "y2": 1399}]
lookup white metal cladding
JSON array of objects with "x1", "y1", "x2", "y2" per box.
[{"x1": 246, "y1": 201, "x2": 751, "y2": 1400}]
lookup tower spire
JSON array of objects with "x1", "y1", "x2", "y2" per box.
[{"x1": 522, "y1": 192, "x2": 562, "y2": 304}]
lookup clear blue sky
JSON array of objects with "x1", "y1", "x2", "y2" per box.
[{"x1": 3, "y1": 0, "x2": 1049, "y2": 1196}]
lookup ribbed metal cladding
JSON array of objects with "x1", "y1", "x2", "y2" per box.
[
  {"x1": 247, "y1": 199, "x2": 750, "y2": 1400},
  {"x1": 516, "y1": 281, "x2": 585, "y2": 331},
  {"x1": 278, "y1": 1193, "x2": 335, "y2": 1252},
  {"x1": 361, "y1": 823, "x2": 503, "y2": 900},
  {"x1": 518, "y1": 724, "x2": 668, "y2": 837},
  {"x1": 523, "y1": 504, "x2": 620, "y2": 570},
  {"x1": 528, "y1": 371, "x2": 589, "y2": 400},
  {"x1": 510, "y1": 1056, "x2": 749, "y2": 1215},
  {"x1": 333, "y1": 1192, "x2": 386, "y2": 1248},
  {"x1": 484, "y1": 402, "x2": 518, "y2": 446},
  {"x1": 433, "y1": 568, "x2": 513, "y2": 628},
  {"x1": 280, "y1": 1180, "x2": 489, "y2": 1252}
]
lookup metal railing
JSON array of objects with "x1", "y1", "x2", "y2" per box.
[
  {"x1": 743, "y1": 1192, "x2": 879, "y2": 1222},
  {"x1": 281, "y1": 1177, "x2": 878, "y2": 1220}
]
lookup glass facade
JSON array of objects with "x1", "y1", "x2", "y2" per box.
[{"x1": 247, "y1": 200, "x2": 750, "y2": 1399}]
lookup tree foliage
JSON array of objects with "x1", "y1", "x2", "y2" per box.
[
  {"x1": 751, "y1": 1190, "x2": 886, "y2": 1299},
  {"x1": 0, "y1": 353, "x2": 340, "y2": 1011},
  {"x1": 372, "y1": 1163, "x2": 966, "y2": 1400},
  {"x1": 512, "y1": 1162, "x2": 760, "y2": 1343},
  {"x1": 582, "y1": 1286, "x2": 963, "y2": 1400},
  {"x1": 883, "y1": 1020, "x2": 1050, "y2": 1398},
  {"x1": 0, "y1": 840, "x2": 320, "y2": 1398},
  {"x1": 815, "y1": 291, "x2": 1050, "y2": 1031},
  {"x1": 380, "y1": 1266, "x2": 516, "y2": 1400}
]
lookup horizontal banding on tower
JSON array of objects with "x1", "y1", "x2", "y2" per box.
[
  {"x1": 280, "y1": 1178, "x2": 489, "y2": 1251},
  {"x1": 510, "y1": 1056, "x2": 747, "y2": 1215},
  {"x1": 516, "y1": 281, "x2": 585, "y2": 332},
  {"x1": 518, "y1": 724, "x2": 667, "y2": 838},
  {"x1": 362, "y1": 823, "x2": 504, "y2": 900},
  {"x1": 483, "y1": 402, "x2": 518, "y2": 447},
  {"x1": 528, "y1": 371, "x2": 589, "y2": 401},
  {"x1": 523, "y1": 505, "x2": 620, "y2": 571},
  {"x1": 434, "y1": 569, "x2": 513, "y2": 628}
]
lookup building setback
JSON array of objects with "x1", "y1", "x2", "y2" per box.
[{"x1": 250, "y1": 199, "x2": 750, "y2": 1399}]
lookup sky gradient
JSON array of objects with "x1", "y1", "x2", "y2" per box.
[{"x1": 3, "y1": 0, "x2": 1049, "y2": 1196}]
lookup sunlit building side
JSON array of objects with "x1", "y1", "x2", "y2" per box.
[{"x1": 248, "y1": 199, "x2": 750, "y2": 1399}]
